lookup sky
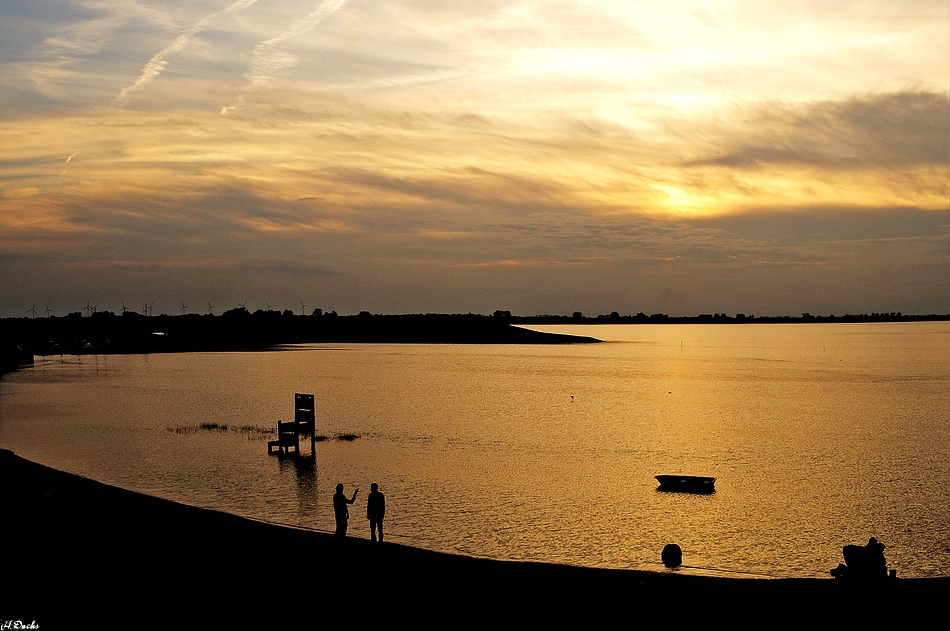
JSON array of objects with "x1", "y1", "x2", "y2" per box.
[{"x1": 1, "y1": 0, "x2": 947, "y2": 318}]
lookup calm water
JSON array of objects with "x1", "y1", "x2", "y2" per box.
[{"x1": 1, "y1": 322, "x2": 948, "y2": 578}]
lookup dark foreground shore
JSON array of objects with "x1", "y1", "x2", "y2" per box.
[{"x1": 2, "y1": 449, "x2": 945, "y2": 627}]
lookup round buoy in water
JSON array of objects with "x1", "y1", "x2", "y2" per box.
[{"x1": 661, "y1": 543, "x2": 682, "y2": 568}]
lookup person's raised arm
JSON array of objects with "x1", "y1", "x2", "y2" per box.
[{"x1": 348, "y1": 489, "x2": 359, "y2": 504}]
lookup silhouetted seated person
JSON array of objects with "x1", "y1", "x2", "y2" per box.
[
  {"x1": 367, "y1": 483, "x2": 386, "y2": 543},
  {"x1": 832, "y1": 537, "x2": 890, "y2": 580},
  {"x1": 333, "y1": 483, "x2": 359, "y2": 536}
]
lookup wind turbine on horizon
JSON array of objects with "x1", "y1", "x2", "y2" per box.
[
  {"x1": 28, "y1": 303, "x2": 38, "y2": 319},
  {"x1": 45, "y1": 304, "x2": 53, "y2": 318},
  {"x1": 180, "y1": 300, "x2": 188, "y2": 315},
  {"x1": 300, "y1": 300, "x2": 306, "y2": 315},
  {"x1": 207, "y1": 302, "x2": 215, "y2": 315}
]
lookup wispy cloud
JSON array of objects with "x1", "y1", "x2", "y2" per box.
[
  {"x1": 686, "y1": 92, "x2": 950, "y2": 169},
  {"x1": 245, "y1": 0, "x2": 347, "y2": 87},
  {"x1": 60, "y1": 150, "x2": 79, "y2": 176},
  {"x1": 113, "y1": 0, "x2": 260, "y2": 107},
  {"x1": 222, "y1": 0, "x2": 347, "y2": 113}
]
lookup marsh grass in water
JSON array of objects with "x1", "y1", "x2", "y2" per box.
[
  {"x1": 313, "y1": 433, "x2": 360, "y2": 442},
  {"x1": 168, "y1": 424, "x2": 275, "y2": 440},
  {"x1": 167, "y1": 425, "x2": 357, "y2": 442}
]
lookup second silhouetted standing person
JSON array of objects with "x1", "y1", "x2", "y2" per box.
[{"x1": 367, "y1": 483, "x2": 385, "y2": 543}]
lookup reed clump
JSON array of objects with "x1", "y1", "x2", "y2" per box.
[
  {"x1": 311, "y1": 432, "x2": 359, "y2": 442},
  {"x1": 236, "y1": 425, "x2": 275, "y2": 440},
  {"x1": 167, "y1": 424, "x2": 354, "y2": 441},
  {"x1": 199, "y1": 422, "x2": 228, "y2": 432},
  {"x1": 167, "y1": 424, "x2": 275, "y2": 440}
]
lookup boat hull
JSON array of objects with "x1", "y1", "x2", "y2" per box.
[{"x1": 655, "y1": 475, "x2": 716, "y2": 494}]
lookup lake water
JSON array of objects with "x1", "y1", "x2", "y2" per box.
[{"x1": 1, "y1": 322, "x2": 948, "y2": 578}]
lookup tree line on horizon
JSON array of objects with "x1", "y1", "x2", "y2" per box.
[
  {"x1": 5, "y1": 306, "x2": 943, "y2": 322},
  {"x1": 0, "y1": 308, "x2": 945, "y2": 370}
]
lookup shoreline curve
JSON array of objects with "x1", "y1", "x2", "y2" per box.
[{"x1": 1, "y1": 449, "x2": 945, "y2": 624}]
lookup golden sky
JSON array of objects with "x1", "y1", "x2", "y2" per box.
[{"x1": 1, "y1": 1, "x2": 947, "y2": 316}]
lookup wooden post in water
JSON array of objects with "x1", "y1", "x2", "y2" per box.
[{"x1": 295, "y1": 393, "x2": 316, "y2": 453}]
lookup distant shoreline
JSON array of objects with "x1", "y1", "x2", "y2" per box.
[
  {"x1": 1, "y1": 312, "x2": 945, "y2": 374},
  {"x1": 519, "y1": 312, "x2": 948, "y2": 324},
  {"x1": 0, "y1": 314, "x2": 600, "y2": 364},
  {"x1": 1, "y1": 311, "x2": 945, "y2": 364}
]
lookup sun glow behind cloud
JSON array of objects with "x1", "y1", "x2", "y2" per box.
[{"x1": 0, "y1": 1, "x2": 947, "y2": 316}]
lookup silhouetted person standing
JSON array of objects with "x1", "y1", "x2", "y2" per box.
[
  {"x1": 333, "y1": 483, "x2": 358, "y2": 536},
  {"x1": 367, "y1": 483, "x2": 385, "y2": 543}
]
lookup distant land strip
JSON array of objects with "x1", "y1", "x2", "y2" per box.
[
  {"x1": 1, "y1": 310, "x2": 946, "y2": 371},
  {"x1": 0, "y1": 312, "x2": 599, "y2": 365}
]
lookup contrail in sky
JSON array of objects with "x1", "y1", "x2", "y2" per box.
[
  {"x1": 113, "y1": 0, "x2": 259, "y2": 107},
  {"x1": 222, "y1": 0, "x2": 347, "y2": 113},
  {"x1": 61, "y1": 151, "x2": 79, "y2": 176}
]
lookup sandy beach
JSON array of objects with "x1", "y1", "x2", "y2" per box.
[{"x1": 2, "y1": 448, "x2": 945, "y2": 626}]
